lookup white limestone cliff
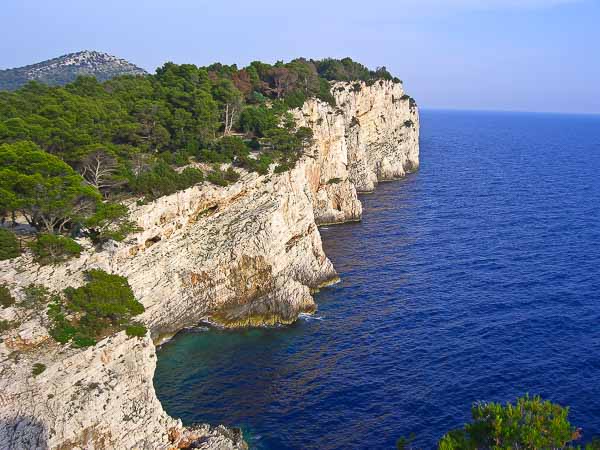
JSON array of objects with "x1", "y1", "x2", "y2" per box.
[{"x1": 0, "y1": 80, "x2": 419, "y2": 449}]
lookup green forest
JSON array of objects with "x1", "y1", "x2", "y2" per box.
[{"x1": 0, "y1": 57, "x2": 397, "y2": 245}]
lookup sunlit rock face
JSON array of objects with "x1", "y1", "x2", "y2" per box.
[{"x1": 0, "y1": 80, "x2": 418, "y2": 449}]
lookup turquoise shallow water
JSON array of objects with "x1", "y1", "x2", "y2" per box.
[{"x1": 155, "y1": 110, "x2": 600, "y2": 449}]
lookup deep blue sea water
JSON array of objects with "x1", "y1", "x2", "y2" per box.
[{"x1": 155, "y1": 110, "x2": 600, "y2": 449}]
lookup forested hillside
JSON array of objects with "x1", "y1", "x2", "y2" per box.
[{"x1": 0, "y1": 57, "x2": 398, "y2": 261}]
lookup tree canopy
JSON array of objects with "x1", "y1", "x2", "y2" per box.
[
  {"x1": 0, "y1": 141, "x2": 99, "y2": 232},
  {"x1": 0, "y1": 57, "x2": 398, "y2": 234}
]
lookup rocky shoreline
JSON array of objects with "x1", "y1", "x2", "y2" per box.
[{"x1": 0, "y1": 80, "x2": 419, "y2": 449}]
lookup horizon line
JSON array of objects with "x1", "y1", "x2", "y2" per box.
[{"x1": 421, "y1": 106, "x2": 600, "y2": 117}]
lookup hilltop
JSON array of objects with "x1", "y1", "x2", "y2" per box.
[{"x1": 0, "y1": 50, "x2": 147, "y2": 90}]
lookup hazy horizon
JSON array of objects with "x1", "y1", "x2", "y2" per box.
[{"x1": 2, "y1": 0, "x2": 598, "y2": 114}]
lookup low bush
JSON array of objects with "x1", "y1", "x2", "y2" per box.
[
  {"x1": 125, "y1": 323, "x2": 147, "y2": 337},
  {"x1": 22, "y1": 284, "x2": 50, "y2": 308},
  {"x1": 48, "y1": 269, "x2": 145, "y2": 347},
  {"x1": 85, "y1": 202, "x2": 140, "y2": 244},
  {"x1": 0, "y1": 229, "x2": 21, "y2": 260},
  {"x1": 409, "y1": 97, "x2": 417, "y2": 110},
  {"x1": 206, "y1": 166, "x2": 239, "y2": 186},
  {"x1": 32, "y1": 363, "x2": 46, "y2": 376},
  {"x1": 224, "y1": 167, "x2": 240, "y2": 183},
  {"x1": 206, "y1": 169, "x2": 229, "y2": 187},
  {"x1": 238, "y1": 153, "x2": 273, "y2": 175},
  {"x1": 284, "y1": 90, "x2": 308, "y2": 109},
  {"x1": 130, "y1": 161, "x2": 204, "y2": 199},
  {"x1": 28, "y1": 234, "x2": 82, "y2": 265},
  {"x1": 274, "y1": 162, "x2": 292, "y2": 174},
  {"x1": 0, "y1": 284, "x2": 15, "y2": 308},
  {"x1": 0, "y1": 319, "x2": 15, "y2": 333}
]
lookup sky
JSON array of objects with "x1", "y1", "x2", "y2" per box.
[{"x1": 1, "y1": 0, "x2": 599, "y2": 114}]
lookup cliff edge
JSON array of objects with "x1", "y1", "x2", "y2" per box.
[{"x1": 0, "y1": 80, "x2": 419, "y2": 449}]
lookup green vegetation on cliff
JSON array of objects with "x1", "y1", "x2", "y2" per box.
[
  {"x1": 0, "y1": 57, "x2": 396, "y2": 242},
  {"x1": 48, "y1": 269, "x2": 146, "y2": 347},
  {"x1": 0, "y1": 228, "x2": 20, "y2": 260}
]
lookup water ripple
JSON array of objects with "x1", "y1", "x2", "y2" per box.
[{"x1": 155, "y1": 110, "x2": 600, "y2": 449}]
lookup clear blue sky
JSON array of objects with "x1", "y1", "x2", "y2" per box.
[{"x1": 2, "y1": 0, "x2": 598, "y2": 114}]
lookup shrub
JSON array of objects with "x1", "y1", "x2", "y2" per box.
[
  {"x1": 22, "y1": 284, "x2": 50, "y2": 308},
  {"x1": 240, "y1": 153, "x2": 273, "y2": 175},
  {"x1": 0, "y1": 284, "x2": 15, "y2": 308},
  {"x1": 409, "y1": 97, "x2": 417, "y2": 110},
  {"x1": 72, "y1": 333, "x2": 97, "y2": 348},
  {"x1": 318, "y1": 79, "x2": 336, "y2": 107},
  {"x1": 207, "y1": 170, "x2": 228, "y2": 187},
  {"x1": 130, "y1": 161, "x2": 204, "y2": 199},
  {"x1": 0, "y1": 229, "x2": 21, "y2": 260},
  {"x1": 32, "y1": 363, "x2": 46, "y2": 376},
  {"x1": 328, "y1": 177, "x2": 342, "y2": 184},
  {"x1": 274, "y1": 162, "x2": 292, "y2": 174},
  {"x1": 396, "y1": 433, "x2": 416, "y2": 450},
  {"x1": 85, "y1": 202, "x2": 140, "y2": 244},
  {"x1": 65, "y1": 270, "x2": 144, "y2": 324},
  {"x1": 179, "y1": 167, "x2": 204, "y2": 187},
  {"x1": 224, "y1": 167, "x2": 240, "y2": 183},
  {"x1": 197, "y1": 149, "x2": 228, "y2": 164},
  {"x1": 0, "y1": 319, "x2": 15, "y2": 333},
  {"x1": 28, "y1": 233, "x2": 82, "y2": 265},
  {"x1": 284, "y1": 90, "x2": 307, "y2": 109},
  {"x1": 438, "y1": 395, "x2": 580, "y2": 449},
  {"x1": 48, "y1": 269, "x2": 145, "y2": 347},
  {"x1": 125, "y1": 323, "x2": 147, "y2": 337}
]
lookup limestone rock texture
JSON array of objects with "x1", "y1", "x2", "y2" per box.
[{"x1": 0, "y1": 80, "x2": 418, "y2": 449}]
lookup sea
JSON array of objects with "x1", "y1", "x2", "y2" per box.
[{"x1": 155, "y1": 110, "x2": 600, "y2": 449}]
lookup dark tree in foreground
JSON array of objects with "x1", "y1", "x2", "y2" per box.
[{"x1": 397, "y1": 395, "x2": 599, "y2": 450}]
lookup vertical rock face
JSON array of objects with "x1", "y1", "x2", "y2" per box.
[
  {"x1": 335, "y1": 81, "x2": 420, "y2": 192},
  {"x1": 0, "y1": 80, "x2": 419, "y2": 449},
  {"x1": 295, "y1": 79, "x2": 419, "y2": 223}
]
